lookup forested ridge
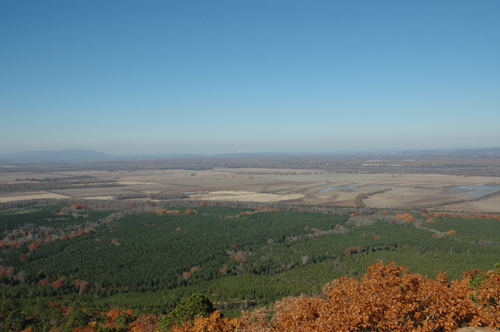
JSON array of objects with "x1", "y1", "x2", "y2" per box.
[{"x1": 1, "y1": 202, "x2": 500, "y2": 331}]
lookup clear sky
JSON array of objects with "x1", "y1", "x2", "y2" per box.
[{"x1": 1, "y1": 1, "x2": 499, "y2": 155}]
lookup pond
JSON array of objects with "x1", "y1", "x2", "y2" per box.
[
  {"x1": 341, "y1": 186, "x2": 357, "y2": 191},
  {"x1": 454, "y1": 185, "x2": 500, "y2": 198},
  {"x1": 318, "y1": 186, "x2": 338, "y2": 193}
]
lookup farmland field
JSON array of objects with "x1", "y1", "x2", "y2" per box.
[{"x1": 1, "y1": 169, "x2": 499, "y2": 212}]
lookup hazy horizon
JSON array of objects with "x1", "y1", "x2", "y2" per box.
[{"x1": 1, "y1": 1, "x2": 499, "y2": 155}]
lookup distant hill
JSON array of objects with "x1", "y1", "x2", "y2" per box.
[
  {"x1": 1, "y1": 147, "x2": 499, "y2": 164},
  {"x1": 0, "y1": 150, "x2": 114, "y2": 163}
]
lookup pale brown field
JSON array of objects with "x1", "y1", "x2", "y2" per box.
[
  {"x1": 1, "y1": 169, "x2": 499, "y2": 212},
  {"x1": 0, "y1": 191, "x2": 70, "y2": 203}
]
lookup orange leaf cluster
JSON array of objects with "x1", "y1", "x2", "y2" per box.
[
  {"x1": 129, "y1": 314, "x2": 159, "y2": 332},
  {"x1": 99, "y1": 309, "x2": 135, "y2": 330},
  {"x1": 52, "y1": 280, "x2": 65, "y2": 289},
  {"x1": 190, "y1": 266, "x2": 202, "y2": 273},
  {"x1": 425, "y1": 218, "x2": 435, "y2": 223},
  {"x1": 38, "y1": 279, "x2": 50, "y2": 286},
  {"x1": 343, "y1": 246, "x2": 363, "y2": 256},
  {"x1": 448, "y1": 229, "x2": 457, "y2": 235},
  {"x1": 29, "y1": 243, "x2": 40, "y2": 250},
  {"x1": 169, "y1": 311, "x2": 240, "y2": 332},
  {"x1": 74, "y1": 279, "x2": 90, "y2": 294},
  {"x1": 234, "y1": 252, "x2": 248, "y2": 263},
  {"x1": 396, "y1": 213, "x2": 415, "y2": 223},
  {"x1": 0, "y1": 265, "x2": 14, "y2": 276},
  {"x1": 20, "y1": 254, "x2": 28, "y2": 262}
]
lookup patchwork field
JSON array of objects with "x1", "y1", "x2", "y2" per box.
[{"x1": 1, "y1": 168, "x2": 499, "y2": 212}]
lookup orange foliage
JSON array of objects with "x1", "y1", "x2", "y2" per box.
[
  {"x1": 448, "y1": 229, "x2": 457, "y2": 235},
  {"x1": 231, "y1": 243, "x2": 240, "y2": 249},
  {"x1": 171, "y1": 262, "x2": 500, "y2": 332},
  {"x1": 106, "y1": 309, "x2": 122, "y2": 321},
  {"x1": 383, "y1": 211, "x2": 389, "y2": 216},
  {"x1": 234, "y1": 252, "x2": 248, "y2": 263},
  {"x1": 95, "y1": 238, "x2": 101, "y2": 242},
  {"x1": 71, "y1": 203, "x2": 88, "y2": 210},
  {"x1": 176, "y1": 227, "x2": 181, "y2": 231},
  {"x1": 29, "y1": 243, "x2": 40, "y2": 251},
  {"x1": 11, "y1": 240, "x2": 21, "y2": 248},
  {"x1": 190, "y1": 266, "x2": 202, "y2": 273},
  {"x1": 157, "y1": 209, "x2": 168, "y2": 215},
  {"x1": 200, "y1": 201, "x2": 207, "y2": 207},
  {"x1": 52, "y1": 280, "x2": 65, "y2": 289},
  {"x1": 149, "y1": 201, "x2": 156, "y2": 207},
  {"x1": 351, "y1": 212, "x2": 360, "y2": 217},
  {"x1": 70, "y1": 327, "x2": 95, "y2": 332},
  {"x1": 344, "y1": 246, "x2": 363, "y2": 256},
  {"x1": 169, "y1": 311, "x2": 240, "y2": 332},
  {"x1": 182, "y1": 272, "x2": 192, "y2": 279},
  {"x1": 5, "y1": 266, "x2": 14, "y2": 276},
  {"x1": 38, "y1": 279, "x2": 50, "y2": 286},
  {"x1": 374, "y1": 235, "x2": 381, "y2": 240},
  {"x1": 396, "y1": 213, "x2": 415, "y2": 223},
  {"x1": 111, "y1": 238, "x2": 118, "y2": 243},
  {"x1": 20, "y1": 254, "x2": 28, "y2": 262},
  {"x1": 212, "y1": 201, "x2": 219, "y2": 207},
  {"x1": 74, "y1": 279, "x2": 90, "y2": 294},
  {"x1": 129, "y1": 314, "x2": 159, "y2": 332},
  {"x1": 219, "y1": 266, "x2": 229, "y2": 274},
  {"x1": 185, "y1": 209, "x2": 197, "y2": 214},
  {"x1": 434, "y1": 211, "x2": 443, "y2": 218},
  {"x1": 425, "y1": 218, "x2": 435, "y2": 223}
]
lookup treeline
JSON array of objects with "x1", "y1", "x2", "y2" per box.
[{"x1": 0, "y1": 177, "x2": 122, "y2": 192}]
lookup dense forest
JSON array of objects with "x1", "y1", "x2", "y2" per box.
[{"x1": 1, "y1": 201, "x2": 500, "y2": 331}]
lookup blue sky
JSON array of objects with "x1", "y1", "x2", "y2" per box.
[{"x1": 1, "y1": 1, "x2": 499, "y2": 155}]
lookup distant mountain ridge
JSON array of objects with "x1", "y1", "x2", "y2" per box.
[
  {"x1": 0, "y1": 150, "x2": 113, "y2": 162},
  {"x1": 1, "y1": 147, "x2": 499, "y2": 164}
]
